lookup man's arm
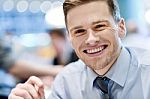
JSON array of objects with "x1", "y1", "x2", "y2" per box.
[
  {"x1": 1, "y1": 40, "x2": 63, "y2": 80},
  {"x1": 9, "y1": 60, "x2": 63, "y2": 79}
]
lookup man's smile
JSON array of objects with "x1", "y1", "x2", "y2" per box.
[{"x1": 83, "y1": 44, "x2": 109, "y2": 56}]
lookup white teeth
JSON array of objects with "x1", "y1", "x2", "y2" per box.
[{"x1": 87, "y1": 46, "x2": 105, "y2": 54}]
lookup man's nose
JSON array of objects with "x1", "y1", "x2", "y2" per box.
[{"x1": 85, "y1": 29, "x2": 99, "y2": 45}]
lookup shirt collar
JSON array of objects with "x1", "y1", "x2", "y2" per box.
[
  {"x1": 87, "y1": 66, "x2": 98, "y2": 89},
  {"x1": 105, "y1": 47, "x2": 131, "y2": 87},
  {"x1": 87, "y1": 47, "x2": 131, "y2": 88}
]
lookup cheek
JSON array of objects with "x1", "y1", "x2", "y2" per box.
[
  {"x1": 106, "y1": 31, "x2": 120, "y2": 43},
  {"x1": 72, "y1": 39, "x2": 80, "y2": 49},
  {"x1": 109, "y1": 34, "x2": 121, "y2": 52},
  {"x1": 71, "y1": 38, "x2": 84, "y2": 52}
]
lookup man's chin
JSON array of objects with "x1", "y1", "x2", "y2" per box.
[{"x1": 86, "y1": 63, "x2": 105, "y2": 70}]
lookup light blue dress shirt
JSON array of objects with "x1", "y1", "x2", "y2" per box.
[{"x1": 48, "y1": 47, "x2": 150, "y2": 99}]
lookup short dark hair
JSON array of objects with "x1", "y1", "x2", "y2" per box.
[
  {"x1": 63, "y1": 0, "x2": 121, "y2": 25},
  {"x1": 48, "y1": 28, "x2": 66, "y2": 38}
]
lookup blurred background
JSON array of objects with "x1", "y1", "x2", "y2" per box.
[{"x1": 0, "y1": 0, "x2": 67, "y2": 64}]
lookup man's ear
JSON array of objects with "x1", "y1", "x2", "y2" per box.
[{"x1": 118, "y1": 18, "x2": 126, "y2": 38}]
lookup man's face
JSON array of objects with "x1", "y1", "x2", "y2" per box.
[{"x1": 67, "y1": 1, "x2": 125, "y2": 71}]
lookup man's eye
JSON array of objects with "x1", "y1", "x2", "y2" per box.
[
  {"x1": 93, "y1": 24, "x2": 106, "y2": 30},
  {"x1": 75, "y1": 29, "x2": 86, "y2": 34},
  {"x1": 73, "y1": 29, "x2": 86, "y2": 37},
  {"x1": 95, "y1": 24, "x2": 105, "y2": 28}
]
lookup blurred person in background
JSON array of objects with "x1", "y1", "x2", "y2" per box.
[
  {"x1": 48, "y1": 28, "x2": 78, "y2": 65},
  {"x1": 0, "y1": 38, "x2": 63, "y2": 99}
]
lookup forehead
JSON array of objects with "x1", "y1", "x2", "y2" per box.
[{"x1": 67, "y1": 1, "x2": 112, "y2": 29}]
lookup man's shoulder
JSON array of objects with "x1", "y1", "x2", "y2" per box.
[
  {"x1": 58, "y1": 59, "x2": 86, "y2": 77},
  {"x1": 128, "y1": 47, "x2": 150, "y2": 65},
  {"x1": 49, "y1": 60, "x2": 87, "y2": 99},
  {"x1": 52, "y1": 60, "x2": 87, "y2": 88}
]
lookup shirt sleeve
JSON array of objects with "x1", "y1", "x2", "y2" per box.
[
  {"x1": 0, "y1": 41, "x2": 15, "y2": 71},
  {"x1": 48, "y1": 73, "x2": 67, "y2": 99}
]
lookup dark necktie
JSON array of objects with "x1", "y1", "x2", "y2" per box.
[{"x1": 95, "y1": 77, "x2": 110, "y2": 94}]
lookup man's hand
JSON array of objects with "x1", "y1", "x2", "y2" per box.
[{"x1": 8, "y1": 76, "x2": 45, "y2": 99}]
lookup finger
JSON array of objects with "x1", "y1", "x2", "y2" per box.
[
  {"x1": 38, "y1": 86, "x2": 45, "y2": 99},
  {"x1": 25, "y1": 76, "x2": 45, "y2": 98},
  {"x1": 26, "y1": 76, "x2": 44, "y2": 88},
  {"x1": 8, "y1": 94, "x2": 24, "y2": 99},
  {"x1": 16, "y1": 83, "x2": 39, "y2": 99},
  {"x1": 11, "y1": 88, "x2": 32, "y2": 99}
]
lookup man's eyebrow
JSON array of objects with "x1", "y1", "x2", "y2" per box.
[
  {"x1": 92, "y1": 20, "x2": 108, "y2": 25},
  {"x1": 70, "y1": 26, "x2": 83, "y2": 32}
]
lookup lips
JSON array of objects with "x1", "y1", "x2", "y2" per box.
[{"x1": 83, "y1": 45, "x2": 108, "y2": 55}]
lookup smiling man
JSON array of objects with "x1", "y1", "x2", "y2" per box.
[
  {"x1": 66, "y1": 0, "x2": 124, "y2": 76},
  {"x1": 9, "y1": 0, "x2": 150, "y2": 99}
]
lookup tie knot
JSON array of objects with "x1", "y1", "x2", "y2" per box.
[{"x1": 95, "y1": 77, "x2": 110, "y2": 94}]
